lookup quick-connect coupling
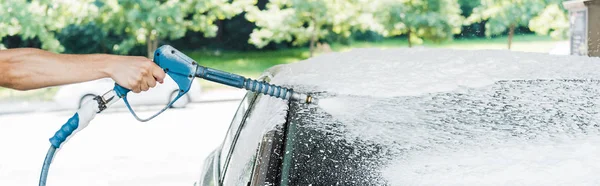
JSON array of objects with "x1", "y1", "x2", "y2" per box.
[
  {"x1": 243, "y1": 78, "x2": 291, "y2": 99},
  {"x1": 243, "y1": 78, "x2": 318, "y2": 104}
]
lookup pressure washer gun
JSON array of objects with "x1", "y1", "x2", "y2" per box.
[{"x1": 39, "y1": 45, "x2": 317, "y2": 186}]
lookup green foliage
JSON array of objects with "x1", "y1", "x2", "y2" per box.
[
  {"x1": 0, "y1": 0, "x2": 572, "y2": 54},
  {"x1": 467, "y1": 0, "x2": 568, "y2": 49},
  {"x1": 95, "y1": 0, "x2": 254, "y2": 56},
  {"x1": 456, "y1": 0, "x2": 484, "y2": 38},
  {"x1": 375, "y1": 0, "x2": 464, "y2": 46},
  {"x1": 458, "y1": 0, "x2": 481, "y2": 16},
  {"x1": 529, "y1": 3, "x2": 569, "y2": 39},
  {"x1": 245, "y1": 0, "x2": 380, "y2": 49},
  {"x1": 468, "y1": 0, "x2": 547, "y2": 37},
  {"x1": 57, "y1": 23, "x2": 125, "y2": 54},
  {"x1": 0, "y1": 0, "x2": 97, "y2": 52},
  {"x1": 187, "y1": 0, "x2": 253, "y2": 36},
  {"x1": 95, "y1": 0, "x2": 187, "y2": 54},
  {"x1": 168, "y1": 0, "x2": 265, "y2": 52}
]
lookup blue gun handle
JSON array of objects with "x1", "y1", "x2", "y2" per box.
[
  {"x1": 49, "y1": 113, "x2": 79, "y2": 148},
  {"x1": 114, "y1": 84, "x2": 131, "y2": 98}
]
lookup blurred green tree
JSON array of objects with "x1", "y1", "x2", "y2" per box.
[
  {"x1": 458, "y1": 0, "x2": 481, "y2": 17},
  {"x1": 528, "y1": 2, "x2": 569, "y2": 40},
  {"x1": 374, "y1": 0, "x2": 464, "y2": 47},
  {"x1": 95, "y1": 0, "x2": 253, "y2": 58},
  {"x1": 245, "y1": 0, "x2": 380, "y2": 57},
  {"x1": 468, "y1": 0, "x2": 550, "y2": 49},
  {"x1": 457, "y1": 0, "x2": 485, "y2": 38},
  {"x1": 57, "y1": 23, "x2": 127, "y2": 54},
  {"x1": 0, "y1": 0, "x2": 97, "y2": 52}
]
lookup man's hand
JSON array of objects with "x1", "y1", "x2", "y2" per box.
[
  {"x1": 0, "y1": 48, "x2": 166, "y2": 91},
  {"x1": 104, "y1": 56, "x2": 166, "y2": 93}
]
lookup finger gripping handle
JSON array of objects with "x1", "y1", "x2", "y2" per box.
[{"x1": 49, "y1": 113, "x2": 79, "y2": 148}]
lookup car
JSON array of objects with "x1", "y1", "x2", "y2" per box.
[
  {"x1": 53, "y1": 75, "x2": 202, "y2": 110},
  {"x1": 196, "y1": 48, "x2": 600, "y2": 186}
]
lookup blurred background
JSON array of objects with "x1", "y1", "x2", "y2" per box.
[{"x1": 0, "y1": 0, "x2": 574, "y2": 108}]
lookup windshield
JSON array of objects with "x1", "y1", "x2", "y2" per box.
[{"x1": 280, "y1": 79, "x2": 600, "y2": 185}]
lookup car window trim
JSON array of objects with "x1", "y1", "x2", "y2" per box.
[
  {"x1": 216, "y1": 92, "x2": 253, "y2": 181},
  {"x1": 248, "y1": 128, "x2": 284, "y2": 185},
  {"x1": 248, "y1": 99, "x2": 294, "y2": 186},
  {"x1": 219, "y1": 92, "x2": 260, "y2": 182},
  {"x1": 277, "y1": 100, "x2": 299, "y2": 186}
]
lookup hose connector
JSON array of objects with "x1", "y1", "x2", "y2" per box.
[{"x1": 243, "y1": 78, "x2": 318, "y2": 104}]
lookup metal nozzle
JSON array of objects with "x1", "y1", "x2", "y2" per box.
[
  {"x1": 307, "y1": 95, "x2": 319, "y2": 105},
  {"x1": 291, "y1": 92, "x2": 319, "y2": 105}
]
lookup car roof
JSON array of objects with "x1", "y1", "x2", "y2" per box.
[
  {"x1": 267, "y1": 48, "x2": 600, "y2": 98},
  {"x1": 264, "y1": 48, "x2": 600, "y2": 185},
  {"x1": 283, "y1": 79, "x2": 600, "y2": 185}
]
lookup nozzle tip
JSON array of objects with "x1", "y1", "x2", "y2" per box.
[
  {"x1": 306, "y1": 95, "x2": 319, "y2": 105},
  {"x1": 290, "y1": 92, "x2": 318, "y2": 104}
]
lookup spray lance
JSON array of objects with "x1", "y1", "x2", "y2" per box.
[{"x1": 38, "y1": 45, "x2": 318, "y2": 186}]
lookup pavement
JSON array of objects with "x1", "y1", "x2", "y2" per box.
[
  {"x1": 0, "y1": 100, "x2": 240, "y2": 186},
  {"x1": 0, "y1": 89, "x2": 246, "y2": 115},
  {"x1": 195, "y1": 89, "x2": 246, "y2": 102}
]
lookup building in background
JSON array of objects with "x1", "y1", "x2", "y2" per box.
[{"x1": 564, "y1": 0, "x2": 600, "y2": 57}]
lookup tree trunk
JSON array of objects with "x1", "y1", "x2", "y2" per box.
[
  {"x1": 508, "y1": 24, "x2": 515, "y2": 50},
  {"x1": 146, "y1": 34, "x2": 159, "y2": 59},
  {"x1": 309, "y1": 18, "x2": 318, "y2": 57},
  {"x1": 147, "y1": 35, "x2": 152, "y2": 59},
  {"x1": 407, "y1": 29, "x2": 412, "y2": 48},
  {"x1": 153, "y1": 38, "x2": 159, "y2": 55},
  {"x1": 217, "y1": 20, "x2": 223, "y2": 42},
  {"x1": 309, "y1": 32, "x2": 317, "y2": 57}
]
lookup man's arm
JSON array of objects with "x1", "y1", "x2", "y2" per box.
[{"x1": 0, "y1": 48, "x2": 165, "y2": 93}]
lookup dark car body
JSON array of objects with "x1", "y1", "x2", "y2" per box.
[{"x1": 195, "y1": 49, "x2": 600, "y2": 186}]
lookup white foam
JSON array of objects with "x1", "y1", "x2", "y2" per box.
[
  {"x1": 270, "y1": 48, "x2": 600, "y2": 98},
  {"x1": 267, "y1": 48, "x2": 600, "y2": 185},
  {"x1": 316, "y1": 96, "x2": 375, "y2": 122},
  {"x1": 383, "y1": 135, "x2": 600, "y2": 186}
]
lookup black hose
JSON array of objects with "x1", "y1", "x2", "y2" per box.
[{"x1": 39, "y1": 146, "x2": 56, "y2": 186}]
